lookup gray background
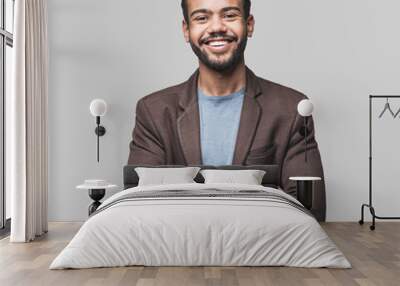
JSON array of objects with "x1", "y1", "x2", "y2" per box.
[{"x1": 48, "y1": 0, "x2": 400, "y2": 221}]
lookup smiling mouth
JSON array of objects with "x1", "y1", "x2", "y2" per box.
[{"x1": 202, "y1": 38, "x2": 235, "y2": 48}]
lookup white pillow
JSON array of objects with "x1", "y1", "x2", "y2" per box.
[
  {"x1": 200, "y1": 169, "x2": 266, "y2": 185},
  {"x1": 135, "y1": 167, "x2": 201, "y2": 186}
]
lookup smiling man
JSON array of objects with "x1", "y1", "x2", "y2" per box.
[{"x1": 128, "y1": 0, "x2": 326, "y2": 221}]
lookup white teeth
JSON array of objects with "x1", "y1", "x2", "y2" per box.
[{"x1": 208, "y1": 41, "x2": 227, "y2": 47}]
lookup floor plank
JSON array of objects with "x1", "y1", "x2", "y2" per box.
[{"x1": 0, "y1": 222, "x2": 399, "y2": 285}]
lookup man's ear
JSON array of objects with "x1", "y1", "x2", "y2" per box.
[
  {"x1": 246, "y1": 15, "x2": 255, "y2": 38},
  {"x1": 182, "y1": 20, "x2": 190, "y2": 42}
]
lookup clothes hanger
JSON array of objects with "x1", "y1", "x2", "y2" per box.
[
  {"x1": 393, "y1": 106, "x2": 400, "y2": 118},
  {"x1": 378, "y1": 97, "x2": 395, "y2": 118}
]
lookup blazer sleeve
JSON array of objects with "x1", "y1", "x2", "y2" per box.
[
  {"x1": 280, "y1": 113, "x2": 326, "y2": 222},
  {"x1": 128, "y1": 99, "x2": 166, "y2": 165}
]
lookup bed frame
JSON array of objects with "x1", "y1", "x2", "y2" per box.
[{"x1": 123, "y1": 165, "x2": 280, "y2": 189}]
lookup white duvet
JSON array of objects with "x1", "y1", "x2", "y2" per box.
[{"x1": 50, "y1": 183, "x2": 351, "y2": 269}]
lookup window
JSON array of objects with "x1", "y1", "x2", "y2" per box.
[{"x1": 0, "y1": 0, "x2": 14, "y2": 233}]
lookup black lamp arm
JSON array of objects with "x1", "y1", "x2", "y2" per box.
[
  {"x1": 304, "y1": 116, "x2": 308, "y2": 162},
  {"x1": 94, "y1": 116, "x2": 106, "y2": 162}
]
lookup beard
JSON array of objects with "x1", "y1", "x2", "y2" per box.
[{"x1": 189, "y1": 33, "x2": 248, "y2": 73}]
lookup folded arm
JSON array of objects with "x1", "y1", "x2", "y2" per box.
[{"x1": 128, "y1": 99, "x2": 166, "y2": 165}]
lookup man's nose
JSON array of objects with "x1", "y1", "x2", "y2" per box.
[{"x1": 207, "y1": 15, "x2": 227, "y2": 34}]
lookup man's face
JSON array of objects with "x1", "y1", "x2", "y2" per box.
[{"x1": 183, "y1": 0, "x2": 254, "y2": 72}]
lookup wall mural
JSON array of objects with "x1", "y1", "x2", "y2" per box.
[{"x1": 127, "y1": 0, "x2": 326, "y2": 222}]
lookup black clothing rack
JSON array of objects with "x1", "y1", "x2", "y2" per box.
[{"x1": 359, "y1": 95, "x2": 400, "y2": 230}]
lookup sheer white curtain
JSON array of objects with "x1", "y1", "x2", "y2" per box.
[{"x1": 8, "y1": 0, "x2": 48, "y2": 242}]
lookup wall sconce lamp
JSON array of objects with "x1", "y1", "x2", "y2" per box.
[
  {"x1": 291, "y1": 99, "x2": 321, "y2": 211},
  {"x1": 89, "y1": 99, "x2": 107, "y2": 162},
  {"x1": 297, "y1": 99, "x2": 314, "y2": 163}
]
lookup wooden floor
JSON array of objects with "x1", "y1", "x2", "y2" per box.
[{"x1": 0, "y1": 222, "x2": 399, "y2": 286}]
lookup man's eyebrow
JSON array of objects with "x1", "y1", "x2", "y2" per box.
[
  {"x1": 220, "y1": 6, "x2": 242, "y2": 14},
  {"x1": 190, "y1": 9, "x2": 210, "y2": 18},
  {"x1": 190, "y1": 6, "x2": 242, "y2": 18}
]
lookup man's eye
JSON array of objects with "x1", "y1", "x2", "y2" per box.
[
  {"x1": 195, "y1": 16, "x2": 208, "y2": 22},
  {"x1": 224, "y1": 13, "x2": 238, "y2": 19}
]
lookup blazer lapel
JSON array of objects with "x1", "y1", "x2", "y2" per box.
[
  {"x1": 177, "y1": 68, "x2": 262, "y2": 166},
  {"x1": 232, "y1": 68, "x2": 262, "y2": 165},
  {"x1": 177, "y1": 70, "x2": 202, "y2": 165}
]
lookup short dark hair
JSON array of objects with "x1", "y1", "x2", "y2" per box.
[{"x1": 181, "y1": 0, "x2": 251, "y2": 24}]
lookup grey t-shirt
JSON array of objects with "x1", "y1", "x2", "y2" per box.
[{"x1": 198, "y1": 88, "x2": 245, "y2": 165}]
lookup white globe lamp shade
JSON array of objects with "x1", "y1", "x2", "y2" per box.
[
  {"x1": 90, "y1": 99, "x2": 107, "y2": 117},
  {"x1": 297, "y1": 99, "x2": 314, "y2": 117}
]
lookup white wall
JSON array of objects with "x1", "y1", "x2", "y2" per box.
[{"x1": 48, "y1": 0, "x2": 400, "y2": 221}]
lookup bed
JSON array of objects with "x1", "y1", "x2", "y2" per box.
[{"x1": 50, "y1": 165, "x2": 351, "y2": 269}]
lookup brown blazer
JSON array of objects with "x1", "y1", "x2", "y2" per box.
[{"x1": 128, "y1": 67, "x2": 326, "y2": 221}]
